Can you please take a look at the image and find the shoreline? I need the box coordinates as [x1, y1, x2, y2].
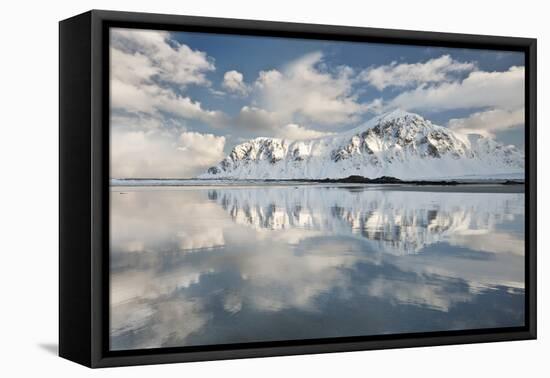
[111, 174, 525, 187]
[110, 176, 525, 194]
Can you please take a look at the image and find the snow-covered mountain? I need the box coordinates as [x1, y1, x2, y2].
[202, 109, 524, 180]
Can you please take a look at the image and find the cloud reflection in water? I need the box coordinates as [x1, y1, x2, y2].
[110, 185, 524, 350]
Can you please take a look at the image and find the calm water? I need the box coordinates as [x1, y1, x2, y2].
[109, 184, 525, 351]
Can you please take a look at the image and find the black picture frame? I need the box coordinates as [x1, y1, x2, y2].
[59, 9, 537, 368]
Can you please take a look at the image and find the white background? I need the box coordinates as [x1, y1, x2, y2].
[0, 0, 546, 376]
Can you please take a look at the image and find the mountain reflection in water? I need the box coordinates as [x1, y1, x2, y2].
[110, 185, 525, 351]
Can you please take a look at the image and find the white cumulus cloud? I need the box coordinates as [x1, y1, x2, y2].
[387, 66, 524, 112]
[110, 28, 226, 127]
[111, 127, 225, 178]
[234, 106, 331, 139]
[363, 61, 525, 141]
[253, 51, 366, 127]
[360, 55, 475, 90]
[110, 79, 226, 126]
[448, 108, 525, 137]
[222, 70, 250, 96]
[277, 124, 333, 140]
[111, 28, 214, 87]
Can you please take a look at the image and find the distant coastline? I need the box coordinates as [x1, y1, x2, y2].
[111, 175, 525, 188]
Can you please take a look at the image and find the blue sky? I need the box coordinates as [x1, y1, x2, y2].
[175, 32, 523, 117]
[109, 28, 525, 178]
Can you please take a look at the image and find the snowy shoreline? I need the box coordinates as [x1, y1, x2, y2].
[110, 177, 524, 193]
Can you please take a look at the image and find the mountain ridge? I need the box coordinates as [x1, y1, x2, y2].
[202, 110, 524, 180]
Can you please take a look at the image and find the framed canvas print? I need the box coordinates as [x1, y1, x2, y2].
[59, 10, 537, 368]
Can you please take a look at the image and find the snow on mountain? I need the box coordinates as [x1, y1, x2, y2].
[202, 109, 524, 180]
